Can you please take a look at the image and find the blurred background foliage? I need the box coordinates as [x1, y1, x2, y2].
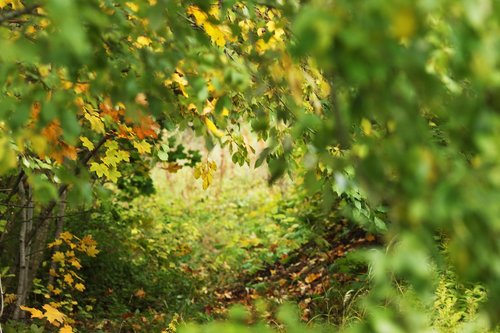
[0, 0, 499, 332]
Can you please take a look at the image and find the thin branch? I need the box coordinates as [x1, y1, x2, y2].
[0, 274, 4, 333]
[0, 4, 41, 24]
[27, 135, 109, 244]
[0, 170, 25, 213]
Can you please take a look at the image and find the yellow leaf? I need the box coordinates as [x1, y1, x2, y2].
[165, 72, 189, 97]
[59, 325, 73, 333]
[136, 36, 152, 48]
[391, 8, 416, 39]
[115, 150, 130, 162]
[20, 305, 44, 319]
[75, 283, 85, 292]
[85, 245, 100, 257]
[204, 23, 227, 47]
[63, 274, 74, 285]
[204, 117, 224, 137]
[361, 118, 372, 136]
[59, 231, 73, 242]
[52, 251, 65, 263]
[0, 0, 23, 10]
[133, 140, 152, 154]
[125, 2, 138, 12]
[42, 304, 65, 325]
[90, 162, 108, 178]
[83, 109, 105, 134]
[4, 293, 16, 304]
[69, 258, 82, 269]
[193, 167, 201, 179]
[79, 136, 94, 150]
[48, 239, 63, 248]
[187, 5, 208, 25]
[105, 167, 121, 183]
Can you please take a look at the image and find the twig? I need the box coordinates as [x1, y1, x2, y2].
[0, 274, 4, 333]
[26, 135, 109, 245]
[0, 4, 41, 24]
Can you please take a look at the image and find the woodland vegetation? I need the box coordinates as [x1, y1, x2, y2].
[0, 0, 499, 332]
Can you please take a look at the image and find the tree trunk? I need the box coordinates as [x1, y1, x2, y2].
[12, 182, 27, 320]
[48, 193, 66, 287]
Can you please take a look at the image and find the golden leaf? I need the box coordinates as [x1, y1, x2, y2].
[59, 231, 73, 242]
[20, 305, 44, 319]
[52, 251, 65, 263]
[63, 274, 74, 285]
[135, 288, 146, 298]
[133, 140, 152, 154]
[75, 283, 85, 292]
[59, 325, 73, 333]
[204, 117, 224, 137]
[90, 162, 108, 178]
[69, 258, 82, 269]
[80, 136, 94, 150]
[85, 245, 100, 257]
[42, 304, 65, 325]
[305, 272, 322, 284]
[136, 36, 152, 48]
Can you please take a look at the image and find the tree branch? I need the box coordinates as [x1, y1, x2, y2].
[27, 135, 109, 244]
[0, 4, 41, 24]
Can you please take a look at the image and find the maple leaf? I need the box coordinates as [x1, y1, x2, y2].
[48, 239, 63, 248]
[20, 305, 44, 319]
[80, 136, 94, 150]
[115, 150, 130, 162]
[63, 274, 74, 285]
[85, 245, 100, 257]
[42, 304, 65, 325]
[133, 140, 152, 154]
[59, 231, 73, 242]
[101, 154, 120, 167]
[204, 23, 227, 47]
[52, 251, 65, 263]
[59, 325, 73, 333]
[42, 121, 62, 143]
[81, 235, 97, 246]
[133, 116, 159, 139]
[90, 162, 108, 178]
[75, 283, 85, 292]
[69, 258, 82, 269]
[106, 167, 121, 183]
[305, 272, 322, 284]
[187, 5, 208, 25]
[84, 110, 105, 134]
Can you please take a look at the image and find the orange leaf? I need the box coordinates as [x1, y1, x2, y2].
[134, 288, 146, 298]
[304, 272, 322, 284]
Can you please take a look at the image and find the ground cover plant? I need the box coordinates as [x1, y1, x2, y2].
[0, 0, 499, 332]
